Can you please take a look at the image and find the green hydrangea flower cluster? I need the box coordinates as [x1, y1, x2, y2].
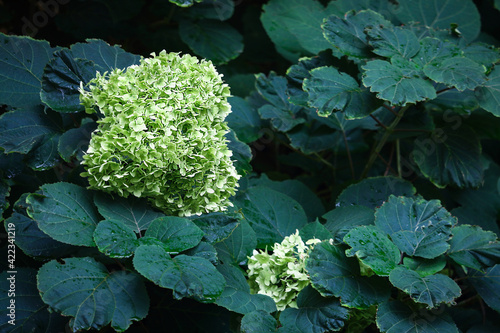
[79, 51, 240, 216]
[247, 230, 321, 311]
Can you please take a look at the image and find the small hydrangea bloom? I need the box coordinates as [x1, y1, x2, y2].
[79, 51, 240, 216]
[247, 230, 320, 311]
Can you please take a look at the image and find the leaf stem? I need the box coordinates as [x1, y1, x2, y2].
[383, 104, 398, 116]
[369, 114, 388, 130]
[361, 105, 411, 179]
[436, 87, 453, 94]
[341, 131, 355, 179]
[396, 139, 402, 178]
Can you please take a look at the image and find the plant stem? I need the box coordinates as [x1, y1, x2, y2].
[342, 130, 355, 179]
[396, 139, 402, 178]
[360, 105, 411, 179]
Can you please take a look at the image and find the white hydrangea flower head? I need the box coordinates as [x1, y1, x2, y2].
[79, 51, 240, 216]
[247, 230, 321, 311]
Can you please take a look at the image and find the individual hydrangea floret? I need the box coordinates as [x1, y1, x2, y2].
[247, 230, 321, 311]
[79, 51, 240, 216]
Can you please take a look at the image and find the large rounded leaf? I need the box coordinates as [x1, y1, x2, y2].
[389, 266, 461, 308]
[144, 216, 204, 253]
[468, 265, 500, 312]
[133, 244, 225, 302]
[93, 219, 140, 258]
[374, 195, 456, 258]
[37, 257, 149, 332]
[26, 182, 100, 247]
[306, 241, 391, 309]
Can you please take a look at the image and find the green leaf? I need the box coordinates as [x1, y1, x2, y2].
[184, 241, 218, 264]
[236, 186, 308, 248]
[323, 205, 375, 242]
[170, 0, 202, 7]
[0, 107, 62, 154]
[448, 225, 500, 271]
[184, 0, 234, 21]
[93, 219, 139, 258]
[476, 67, 500, 117]
[374, 195, 456, 258]
[389, 266, 461, 308]
[179, 19, 243, 64]
[322, 9, 391, 59]
[5, 212, 74, 258]
[423, 57, 486, 91]
[414, 37, 461, 68]
[260, 0, 336, 62]
[300, 220, 333, 242]
[225, 129, 252, 175]
[38, 258, 148, 332]
[58, 119, 97, 162]
[396, 0, 480, 42]
[376, 300, 459, 333]
[463, 43, 500, 69]
[215, 264, 276, 314]
[286, 122, 338, 154]
[133, 244, 225, 302]
[412, 126, 483, 188]
[403, 256, 447, 277]
[362, 55, 436, 105]
[214, 218, 257, 265]
[40, 49, 96, 113]
[258, 104, 305, 132]
[256, 72, 301, 113]
[94, 192, 163, 233]
[336, 176, 416, 209]
[468, 265, 500, 312]
[70, 39, 141, 73]
[366, 25, 420, 58]
[144, 216, 204, 253]
[25, 133, 61, 171]
[226, 96, 262, 143]
[26, 182, 100, 247]
[278, 286, 349, 332]
[0, 179, 9, 222]
[306, 241, 391, 309]
[303, 66, 376, 118]
[0, 33, 56, 107]
[344, 225, 400, 276]
[0, 268, 66, 332]
[241, 310, 277, 333]
[190, 212, 240, 243]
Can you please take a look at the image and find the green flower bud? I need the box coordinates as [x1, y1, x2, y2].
[79, 51, 240, 216]
[247, 230, 320, 311]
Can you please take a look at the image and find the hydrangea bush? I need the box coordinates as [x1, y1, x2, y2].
[247, 230, 321, 310]
[79, 51, 240, 216]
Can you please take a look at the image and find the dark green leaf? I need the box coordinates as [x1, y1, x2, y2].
[376, 300, 459, 333]
[0, 179, 9, 222]
[396, 0, 480, 42]
[389, 266, 461, 308]
[476, 66, 500, 117]
[366, 25, 420, 58]
[468, 265, 500, 312]
[286, 123, 338, 154]
[279, 286, 349, 332]
[236, 186, 308, 248]
[423, 57, 486, 91]
[241, 310, 277, 333]
[26, 182, 100, 247]
[448, 225, 500, 271]
[179, 19, 243, 64]
[344, 225, 400, 276]
[412, 126, 483, 188]
[37, 257, 149, 332]
[0, 268, 66, 333]
[0, 107, 61, 154]
[255, 72, 301, 113]
[5, 212, 74, 258]
[58, 118, 97, 162]
[94, 192, 163, 233]
[300, 221, 333, 242]
[70, 39, 141, 72]
[184, 241, 218, 264]
[190, 212, 240, 243]
[25, 133, 61, 171]
[214, 218, 257, 265]
[303, 66, 376, 118]
[403, 256, 447, 277]
[0, 33, 56, 107]
[225, 129, 252, 175]
[336, 176, 416, 209]
[40, 49, 96, 112]
[184, 0, 234, 21]
[375, 195, 456, 258]
[362, 56, 436, 105]
[226, 96, 262, 143]
[215, 264, 276, 314]
[133, 244, 225, 302]
[170, 0, 202, 7]
[322, 9, 391, 59]
[306, 241, 391, 309]
[93, 219, 139, 258]
[144, 216, 204, 253]
[414, 37, 461, 68]
[323, 205, 375, 242]
[463, 43, 500, 69]
[258, 104, 305, 132]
